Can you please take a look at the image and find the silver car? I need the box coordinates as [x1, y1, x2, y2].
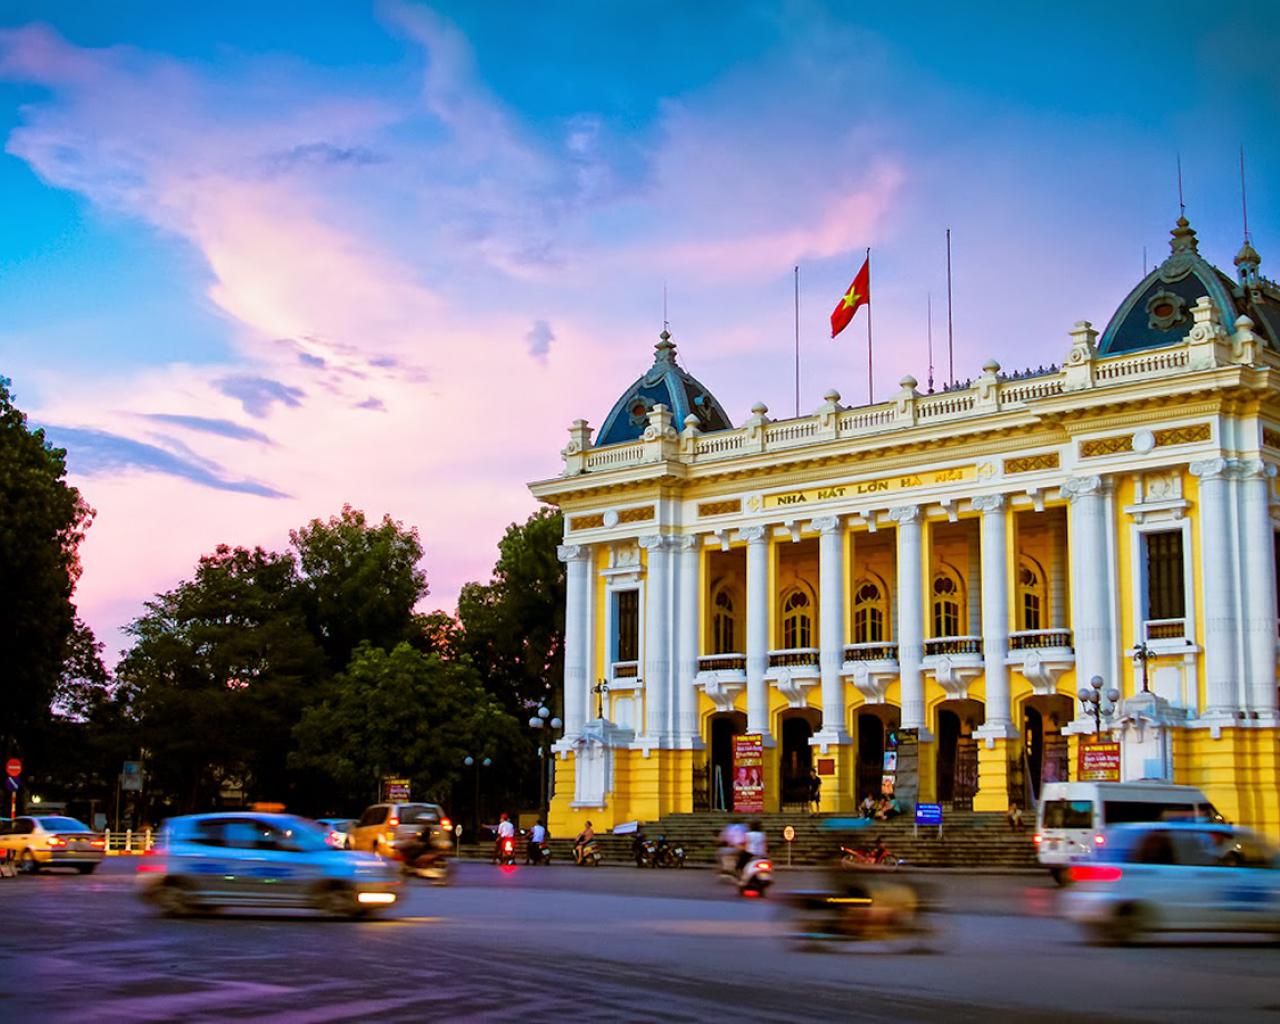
[137, 812, 401, 918]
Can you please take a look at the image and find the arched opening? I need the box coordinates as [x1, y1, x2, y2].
[710, 581, 741, 654]
[779, 709, 819, 809]
[1022, 694, 1072, 802]
[1018, 557, 1047, 631]
[855, 710, 896, 803]
[936, 700, 984, 808]
[931, 566, 964, 638]
[780, 586, 815, 649]
[852, 576, 889, 644]
[707, 712, 746, 811]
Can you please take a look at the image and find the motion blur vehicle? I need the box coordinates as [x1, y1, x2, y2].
[137, 812, 400, 918]
[738, 855, 772, 897]
[0, 816, 105, 874]
[1062, 822, 1280, 944]
[1035, 781, 1218, 883]
[351, 803, 452, 861]
[314, 818, 357, 849]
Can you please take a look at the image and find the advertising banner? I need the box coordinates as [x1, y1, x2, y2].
[383, 777, 412, 802]
[732, 734, 764, 814]
[1078, 742, 1121, 782]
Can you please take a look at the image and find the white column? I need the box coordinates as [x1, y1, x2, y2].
[639, 534, 671, 741]
[1240, 460, 1278, 722]
[1190, 459, 1240, 718]
[1050, 514, 1067, 629]
[558, 544, 592, 739]
[889, 505, 925, 730]
[974, 494, 1014, 734]
[813, 515, 850, 743]
[1063, 476, 1115, 700]
[743, 525, 771, 737]
[675, 534, 702, 743]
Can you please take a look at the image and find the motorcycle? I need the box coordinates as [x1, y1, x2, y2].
[839, 844, 902, 869]
[525, 833, 552, 865]
[717, 845, 741, 879]
[783, 869, 932, 949]
[738, 855, 773, 897]
[399, 831, 451, 885]
[655, 837, 685, 869]
[573, 839, 602, 866]
[496, 835, 518, 866]
[633, 833, 657, 868]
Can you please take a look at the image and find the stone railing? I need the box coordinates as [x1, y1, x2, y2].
[1143, 618, 1187, 642]
[924, 635, 983, 657]
[697, 654, 746, 672]
[1009, 629, 1074, 651]
[767, 647, 820, 668]
[563, 311, 1253, 477]
[610, 660, 640, 679]
[843, 642, 899, 662]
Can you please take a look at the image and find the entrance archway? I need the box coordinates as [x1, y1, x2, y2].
[936, 700, 984, 808]
[779, 710, 819, 809]
[1022, 695, 1072, 801]
[707, 712, 746, 811]
[854, 707, 900, 803]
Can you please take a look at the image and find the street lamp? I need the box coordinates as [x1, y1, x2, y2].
[1131, 640, 1155, 694]
[592, 680, 610, 720]
[528, 705, 563, 822]
[1077, 674, 1121, 736]
[462, 755, 492, 840]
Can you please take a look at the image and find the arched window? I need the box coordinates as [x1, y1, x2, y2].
[853, 578, 887, 644]
[931, 569, 962, 638]
[781, 588, 813, 649]
[1019, 558, 1046, 631]
[712, 586, 739, 654]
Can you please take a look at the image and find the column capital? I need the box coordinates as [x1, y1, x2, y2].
[887, 504, 921, 525]
[738, 524, 769, 544]
[1189, 457, 1230, 480]
[637, 533, 670, 551]
[811, 515, 842, 535]
[557, 544, 588, 563]
[1061, 474, 1105, 502]
[971, 493, 1006, 514]
[671, 533, 700, 552]
[1237, 458, 1277, 481]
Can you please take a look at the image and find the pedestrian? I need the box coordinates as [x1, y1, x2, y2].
[807, 767, 822, 815]
[1007, 801, 1025, 832]
[859, 793, 876, 819]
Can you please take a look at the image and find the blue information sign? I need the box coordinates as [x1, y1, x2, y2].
[914, 802, 942, 826]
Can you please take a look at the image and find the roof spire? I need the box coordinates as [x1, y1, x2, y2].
[655, 327, 676, 364]
[1169, 215, 1198, 255]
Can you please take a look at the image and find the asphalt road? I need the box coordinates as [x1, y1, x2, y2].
[2, 860, 1278, 1022]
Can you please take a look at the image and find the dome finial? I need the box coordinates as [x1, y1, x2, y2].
[655, 328, 676, 364]
[1169, 215, 1198, 255]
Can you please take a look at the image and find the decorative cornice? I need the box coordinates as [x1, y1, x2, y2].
[568, 513, 605, 531]
[1153, 423, 1211, 447]
[618, 505, 655, 524]
[1079, 434, 1134, 458]
[697, 498, 742, 517]
[1003, 452, 1059, 475]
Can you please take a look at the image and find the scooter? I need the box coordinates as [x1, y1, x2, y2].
[655, 837, 686, 869]
[496, 835, 517, 866]
[633, 833, 657, 868]
[573, 839, 602, 866]
[526, 834, 552, 865]
[738, 855, 773, 897]
[717, 845, 740, 880]
[398, 832, 451, 885]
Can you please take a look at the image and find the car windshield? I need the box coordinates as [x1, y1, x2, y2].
[1042, 800, 1092, 829]
[35, 817, 91, 832]
[399, 805, 440, 824]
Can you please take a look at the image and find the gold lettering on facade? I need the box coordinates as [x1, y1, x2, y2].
[1079, 435, 1134, 458]
[1153, 423, 1211, 447]
[763, 465, 977, 509]
[1003, 452, 1060, 474]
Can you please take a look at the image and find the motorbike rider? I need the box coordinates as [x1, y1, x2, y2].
[526, 819, 548, 864]
[738, 820, 767, 876]
[494, 812, 516, 863]
[574, 820, 596, 864]
[718, 821, 747, 875]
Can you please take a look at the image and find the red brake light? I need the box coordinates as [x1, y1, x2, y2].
[503, 838, 514, 852]
[757, 860, 772, 871]
[1069, 864, 1122, 883]
[1032, 833, 1042, 844]
[387, 817, 399, 827]
[136, 857, 165, 874]
[48, 836, 66, 847]
[440, 818, 452, 830]
[1093, 833, 1106, 846]
[91, 838, 106, 848]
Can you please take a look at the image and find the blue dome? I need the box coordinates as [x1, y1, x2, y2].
[1099, 217, 1280, 354]
[596, 331, 733, 447]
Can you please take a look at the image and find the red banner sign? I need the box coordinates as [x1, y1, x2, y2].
[732, 733, 764, 814]
[1078, 742, 1121, 782]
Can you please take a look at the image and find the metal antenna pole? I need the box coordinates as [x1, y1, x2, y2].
[1177, 154, 1185, 217]
[946, 229, 955, 387]
[1240, 145, 1250, 243]
[927, 292, 935, 394]
[794, 265, 800, 418]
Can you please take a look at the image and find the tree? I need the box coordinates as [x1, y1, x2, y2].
[456, 508, 565, 714]
[116, 545, 326, 811]
[291, 642, 521, 812]
[0, 377, 94, 756]
[290, 505, 428, 672]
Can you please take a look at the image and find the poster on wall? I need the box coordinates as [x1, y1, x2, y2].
[1078, 742, 1121, 782]
[732, 733, 764, 814]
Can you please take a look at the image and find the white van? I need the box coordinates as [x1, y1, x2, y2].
[1035, 781, 1221, 882]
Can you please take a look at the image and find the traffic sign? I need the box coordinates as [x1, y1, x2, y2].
[4, 777, 18, 792]
[782, 825, 796, 842]
[5, 758, 20, 778]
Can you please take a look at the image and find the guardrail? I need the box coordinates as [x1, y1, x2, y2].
[103, 829, 154, 855]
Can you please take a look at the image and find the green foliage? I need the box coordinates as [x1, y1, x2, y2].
[457, 508, 565, 712]
[116, 545, 327, 810]
[290, 505, 428, 672]
[291, 642, 521, 808]
[0, 377, 94, 753]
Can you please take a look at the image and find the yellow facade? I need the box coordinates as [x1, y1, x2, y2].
[535, 218, 1280, 839]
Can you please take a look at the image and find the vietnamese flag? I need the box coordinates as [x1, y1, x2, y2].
[830, 256, 870, 338]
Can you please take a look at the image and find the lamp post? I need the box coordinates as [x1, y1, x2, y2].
[1077, 674, 1121, 737]
[592, 680, 610, 721]
[1131, 640, 1154, 694]
[462, 755, 492, 840]
[528, 705, 563, 822]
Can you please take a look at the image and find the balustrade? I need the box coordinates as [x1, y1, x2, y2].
[1009, 629, 1073, 651]
[842, 642, 899, 662]
[697, 654, 746, 672]
[767, 648, 820, 668]
[923, 635, 983, 657]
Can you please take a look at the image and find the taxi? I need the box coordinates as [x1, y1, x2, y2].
[137, 812, 400, 918]
[0, 815, 106, 874]
[1061, 822, 1280, 944]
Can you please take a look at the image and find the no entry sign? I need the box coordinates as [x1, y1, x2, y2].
[5, 758, 20, 778]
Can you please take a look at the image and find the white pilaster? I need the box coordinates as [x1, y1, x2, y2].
[889, 505, 926, 730]
[639, 534, 671, 742]
[1063, 475, 1115, 696]
[1239, 460, 1278, 722]
[558, 544, 592, 740]
[813, 515, 851, 743]
[742, 525, 772, 738]
[674, 534, 704, 743]
[974, 494, 1015, 737]
[1190, 459, 1240, 718]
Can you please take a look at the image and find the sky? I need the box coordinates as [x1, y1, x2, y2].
[1, 1, 1276, 664]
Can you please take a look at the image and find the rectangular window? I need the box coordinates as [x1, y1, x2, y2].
[615, 590, 639, 662]
[1145, 530, 1185, 621]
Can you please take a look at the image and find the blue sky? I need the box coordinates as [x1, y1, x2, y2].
[1, 1, 1275, 656]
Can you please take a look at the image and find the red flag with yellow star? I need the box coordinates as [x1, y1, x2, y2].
[830, 256, 870, 338]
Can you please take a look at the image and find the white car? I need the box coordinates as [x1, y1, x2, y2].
[137, 812, 401, 917]
[1061, 822, 1280, 943]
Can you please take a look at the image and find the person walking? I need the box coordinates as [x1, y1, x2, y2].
[807, 768, 822, 815]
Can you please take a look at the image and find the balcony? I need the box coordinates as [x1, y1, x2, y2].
[608, 660, 642, 690]
[843, 642, 899, 662]
[1143, 618, 1188, 643]
[1007, 630, 1075, 696]
[841, 643, 899, 705]
[1009, 629, 1073, 651]
[765, 648, 819, 708]
[697, 654, 746, 672]
[923, 636, 983, 701]
[923, 635, 983, 657]
[695, 652, 746, 713]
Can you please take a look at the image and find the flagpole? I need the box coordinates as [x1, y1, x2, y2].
[865, 247, 873, 404]
[927, 292, 934, 395]
[945, 228, 955, 388]
[794, 265, 800, 418]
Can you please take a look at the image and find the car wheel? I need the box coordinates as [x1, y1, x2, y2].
[1105, 903, 1151, 945]
[313, 883, 361, 919]
[1050, 868, 1069, 887]
[18, 849, 39, 875]
[76, 864, 98, 875]
[154, 879, 198, 917]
